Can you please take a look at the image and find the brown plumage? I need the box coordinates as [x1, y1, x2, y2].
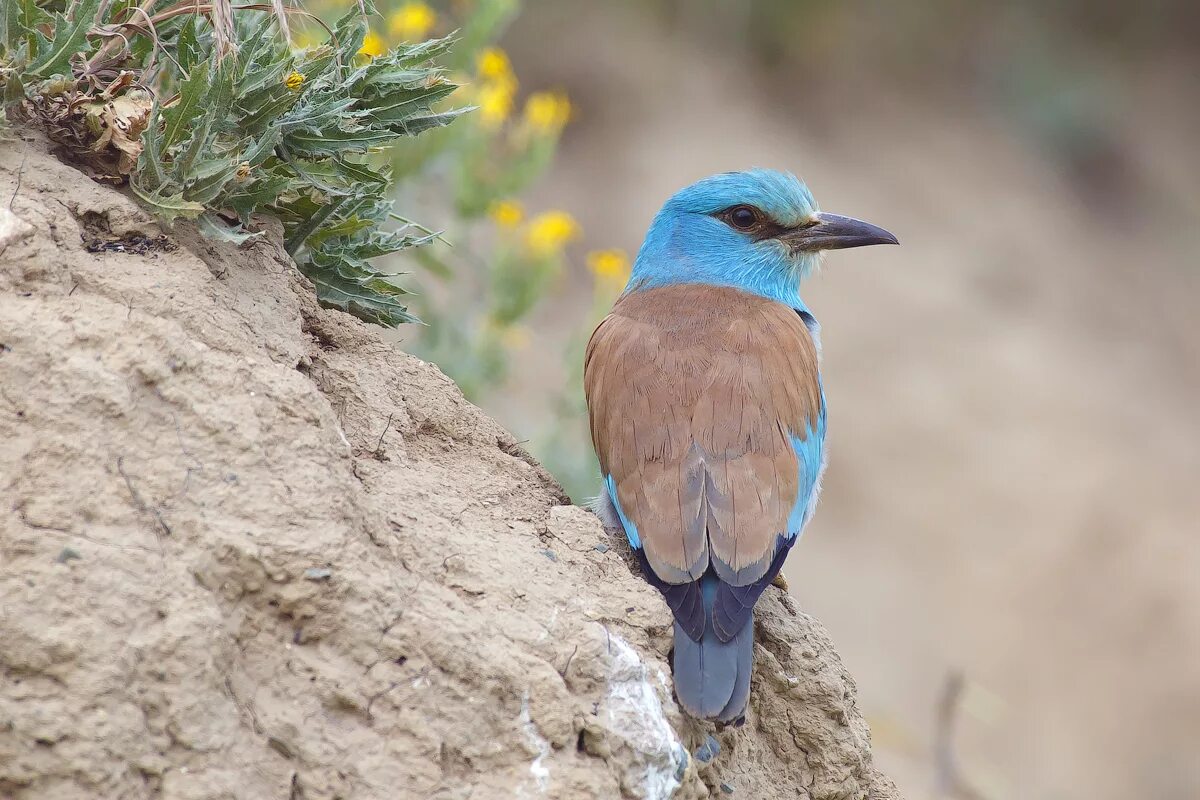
[583, 283, 823, 589]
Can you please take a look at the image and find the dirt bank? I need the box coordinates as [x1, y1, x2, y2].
[0, 137, 898, 799]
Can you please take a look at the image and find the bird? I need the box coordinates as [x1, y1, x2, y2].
[584, 169, 897, 724]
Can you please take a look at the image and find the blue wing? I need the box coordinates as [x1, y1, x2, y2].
[785, 392, 828, 538]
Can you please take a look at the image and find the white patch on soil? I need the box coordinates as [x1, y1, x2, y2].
[519, 692, 551, 794]
[602, 632, 683, 800]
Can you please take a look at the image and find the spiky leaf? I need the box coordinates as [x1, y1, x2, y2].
[26, 0, 101, 78]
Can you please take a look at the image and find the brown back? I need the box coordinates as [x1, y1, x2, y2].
[584, 283, 823, 586]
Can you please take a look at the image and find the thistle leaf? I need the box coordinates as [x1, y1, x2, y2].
[398, 108, 471, 136]
[0, 0, 20, 56]
[221, 172, 291, 217]
[285, 126, 399, 156]
[136, 106, 170, 192]
[26, 0, 101, 78]
[177, 15, 202, 73]
[129, 181, 206, 221]
[302, 260, 419, 326]
[184, 158, 238, 205]
[161, 59, 210, 152]
[198, 212, 264, 245]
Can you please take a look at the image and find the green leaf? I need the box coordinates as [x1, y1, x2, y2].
[392, 34, 456, 66]
[334, 158, 390, 189]
[222, 172, 291, 217]
[198, 212, 265, 245]
[184, 158, 238, 205]
[234, 13, 278, 71]
[177, 15, 202, 73]
[396, 108, 471, 136]
[130, 181, 206, 222]
[27, 0, 102, 78]
[283, 193, 348, 254]
[236, 87, 300, 135]
[161, 59, 210, 151]
[173, 59, 235, 178]
[363, 84, 458, 125]
[0, 0, 20, 56]
[9, 0, 49, 62]
[135, 106, 170, 192]
[299, 255, 419, 326]
[285, 126, 399, 156]
[235, 52, 292, 100]
[329, 6, 370, 62]
[275, 95, 359, 134]
[305, 215, 374, 248]
[292, 46, 335, 83]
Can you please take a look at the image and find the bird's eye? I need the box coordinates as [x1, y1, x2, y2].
[728, 206, 759, 230]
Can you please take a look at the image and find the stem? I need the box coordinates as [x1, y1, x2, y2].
[388, 212, 450, 245]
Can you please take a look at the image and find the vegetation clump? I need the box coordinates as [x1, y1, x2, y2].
[1, 0, 465, 325]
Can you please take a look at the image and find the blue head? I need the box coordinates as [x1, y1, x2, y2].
[628, 169, 897, 308]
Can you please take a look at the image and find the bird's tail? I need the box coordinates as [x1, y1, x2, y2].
[671, 575, 754, 724]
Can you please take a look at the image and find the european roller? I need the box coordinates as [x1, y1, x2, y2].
[584, 169, 897, 724]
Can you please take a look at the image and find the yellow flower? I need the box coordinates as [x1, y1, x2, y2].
[488, 199, 524, 228]
[284, 71, 305, 91]
[476, 47, 513, 82]
[471, 47, 518, 129]
[359, 29, 386, 58]
[524, 210, 580, 256]
[523, 91, 571, 134]
[389, 2, 436, 41]
[477, 81, 515, 128]
[587, 249, 631, 294]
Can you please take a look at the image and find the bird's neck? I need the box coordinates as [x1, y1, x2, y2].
[628, 214, 819, 312]
[629, 254, 817, 313]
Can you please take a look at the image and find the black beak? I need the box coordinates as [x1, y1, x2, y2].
[784, 212, 899, 252]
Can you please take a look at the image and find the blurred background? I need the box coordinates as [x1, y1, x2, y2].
[310, 1, 1200, 797]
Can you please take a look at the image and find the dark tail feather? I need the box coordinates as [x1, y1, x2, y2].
[672, 590, 754, 723]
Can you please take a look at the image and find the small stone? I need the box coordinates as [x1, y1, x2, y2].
[541, 549, 558, 562]
[304, 567, 333, 581]
[593, 542, 609, 553]
[55, 547, 82, 564]
[720, 782, 735, 794]
[694, 734, 720, 764]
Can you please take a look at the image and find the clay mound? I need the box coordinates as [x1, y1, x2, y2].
[0, 138, 899, 800]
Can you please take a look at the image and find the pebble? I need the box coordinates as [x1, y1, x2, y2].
[694, 734, 720, 764]
[55, 547, 82, 564]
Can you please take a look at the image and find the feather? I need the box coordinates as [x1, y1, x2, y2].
[584, 284, 822, 593]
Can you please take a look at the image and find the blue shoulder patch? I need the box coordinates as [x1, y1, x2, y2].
[785, 401, 827, 537]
